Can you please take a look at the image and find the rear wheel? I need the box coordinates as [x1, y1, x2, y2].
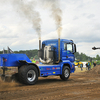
[60, 66, 70, 81]
[18, 65, 38, 85]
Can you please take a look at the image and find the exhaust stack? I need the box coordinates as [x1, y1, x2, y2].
[39, 39, 41, 50]
[58, 38, 60, 61]
[56, 38, 60, 63]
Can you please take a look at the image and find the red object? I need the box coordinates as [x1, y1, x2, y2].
[3, 58, 7, 62]
[46, 68, 50, 70]
[36, 61, 39, 64]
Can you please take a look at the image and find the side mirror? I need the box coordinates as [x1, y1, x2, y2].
[74, 44, 76, 53]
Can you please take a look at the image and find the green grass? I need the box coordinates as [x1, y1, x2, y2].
[75, 67, 87, 73]
[0, 67, 18, 75]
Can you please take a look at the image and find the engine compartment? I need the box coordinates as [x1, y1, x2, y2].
[38, 45, 55, 64]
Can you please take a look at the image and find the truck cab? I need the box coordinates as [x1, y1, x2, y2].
[38, 39, 76, 77]
[38, 39, 76, 64]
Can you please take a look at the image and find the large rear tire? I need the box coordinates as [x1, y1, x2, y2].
[18, 65, 38, 85]
[60, 66, 70, 81]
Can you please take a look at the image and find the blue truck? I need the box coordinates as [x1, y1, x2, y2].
[0, 38, 76, 85]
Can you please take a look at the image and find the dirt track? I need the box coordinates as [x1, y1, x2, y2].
[0, 68, 100, 100]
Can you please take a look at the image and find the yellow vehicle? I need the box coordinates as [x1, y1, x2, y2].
[74, 60, 83, 68]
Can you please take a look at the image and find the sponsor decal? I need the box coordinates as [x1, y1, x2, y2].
[44, 73, 46, 75]
[55, 67, 60, 69]
[47, 43, 56, 46]
[40, 68, 43, 70]
[52, 67, 54, 70]
[40, 68, 45, 71]
[67, 51, 69, 54]
[53, 72, 56, 74]
[68, 56, 74, 60]
[52, 67, 60, 70]
[46, 68, 50, 70]
[48, 73, 51, 75]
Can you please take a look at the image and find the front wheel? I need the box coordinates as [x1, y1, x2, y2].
[60, 66, 70, 81]
[18, 65, 38, 85]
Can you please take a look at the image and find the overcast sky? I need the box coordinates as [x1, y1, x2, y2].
[0, 0, 100, 57]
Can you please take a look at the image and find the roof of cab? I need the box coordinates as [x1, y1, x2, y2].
[42, 39, 74, 43]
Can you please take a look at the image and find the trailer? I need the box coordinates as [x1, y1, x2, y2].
[0, 38, 76, 85]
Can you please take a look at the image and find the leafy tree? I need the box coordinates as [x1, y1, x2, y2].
[34, 55, 38, 59]
[96, 54, 100, 60]
[75, 52, 92, 61]
[0, 49, 100, 61]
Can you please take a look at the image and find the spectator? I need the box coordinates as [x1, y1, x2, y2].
[87, 61, 91, 70]
[32, 58, 36, 64]
[93, 62, 96, 67]
[86, 63, 88, 70]
[80, 63, 83, 71]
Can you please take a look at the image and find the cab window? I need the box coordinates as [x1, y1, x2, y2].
[64, 43, 67, 50]
[64, 43, 73, 52]
[67, 43, 73, 52]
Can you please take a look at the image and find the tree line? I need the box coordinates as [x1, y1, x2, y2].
[0, 49, 99, 61]
[75, 52, 100, 62]
[0, 49, 38, 59]
[74, 52, 92, 61]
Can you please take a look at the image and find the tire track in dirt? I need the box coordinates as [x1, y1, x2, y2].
[0, 65, 100, 100]
[0, 73, 100, 100]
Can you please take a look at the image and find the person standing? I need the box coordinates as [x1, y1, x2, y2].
[86, 63, 88, 70]
[80, 63, 83, 71]
[32, 58, 36, 64]
[93, 62, 96, 67]
[87, 61, 91, 70]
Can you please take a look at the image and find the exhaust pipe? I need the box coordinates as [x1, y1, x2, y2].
[38, 39, 41, 59]
[39, 39, 41, 50]
[58, 38, 60, 61]
[56, 38, 60, 63]
[38, 39, 52, 64]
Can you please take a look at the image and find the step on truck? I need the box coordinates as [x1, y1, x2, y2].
[0, 38, 76, 85]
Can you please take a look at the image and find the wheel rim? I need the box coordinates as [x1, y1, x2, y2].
[64, 69, 69, 78]
[27, 70, 36, 82]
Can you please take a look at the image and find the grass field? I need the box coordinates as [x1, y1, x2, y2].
[75, 64, 94, 73]
[75, 67, 87, 73]
[0, 67, 18, 75]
